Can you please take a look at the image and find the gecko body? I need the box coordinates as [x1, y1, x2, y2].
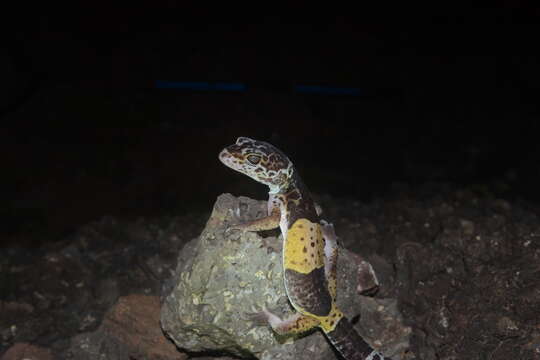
[219, 137, 388, 360]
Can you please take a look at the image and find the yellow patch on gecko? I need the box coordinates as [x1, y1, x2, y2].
[316, 304, 344, 333]
[292, 301, 344, 333]
[283, 219, 325, 274]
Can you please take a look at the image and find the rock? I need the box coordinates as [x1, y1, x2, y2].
[161, 194, 410, 359]
[0, 343, 53, 360]
[68, 295, 183, 360]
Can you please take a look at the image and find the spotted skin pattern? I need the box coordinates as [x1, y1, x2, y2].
[284, 219, 324, 274]
[220, 137, 389, 360]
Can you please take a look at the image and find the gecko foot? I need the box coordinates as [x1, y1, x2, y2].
[242, 306, 274, 328]
[244, 311, 270, 326]
[225, 224, 246, 234]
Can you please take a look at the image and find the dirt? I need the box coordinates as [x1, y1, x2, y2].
[1, 185, 539, 359]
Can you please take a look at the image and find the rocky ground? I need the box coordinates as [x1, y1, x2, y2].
[1, 185, 540, 359]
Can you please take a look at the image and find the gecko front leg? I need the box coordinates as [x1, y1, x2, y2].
[228, 207, 280, 232]
[228, 194, 283, 232]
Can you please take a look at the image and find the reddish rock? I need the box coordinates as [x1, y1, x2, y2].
[1, 343, 53, 360]
[102, 295, 185, 360]
[69, 294, 186, 359]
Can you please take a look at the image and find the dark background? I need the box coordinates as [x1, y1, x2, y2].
[3, 4, 540, 246]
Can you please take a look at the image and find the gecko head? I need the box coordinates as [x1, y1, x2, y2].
[219, 137, 294, 192]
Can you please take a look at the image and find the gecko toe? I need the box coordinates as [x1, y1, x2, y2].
[243, 310, 270, 327]
[225, 224, 246, 233]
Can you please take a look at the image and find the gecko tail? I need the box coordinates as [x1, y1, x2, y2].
[324, 317, 390, 360]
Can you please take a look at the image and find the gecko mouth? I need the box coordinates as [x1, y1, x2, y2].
[219, 149, 241, 171]
[219, 149, 232, 164]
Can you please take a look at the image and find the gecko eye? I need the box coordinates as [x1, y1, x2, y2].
[246, 154, 261, 165]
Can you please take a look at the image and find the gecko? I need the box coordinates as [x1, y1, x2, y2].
[219, 137, 389, 360]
